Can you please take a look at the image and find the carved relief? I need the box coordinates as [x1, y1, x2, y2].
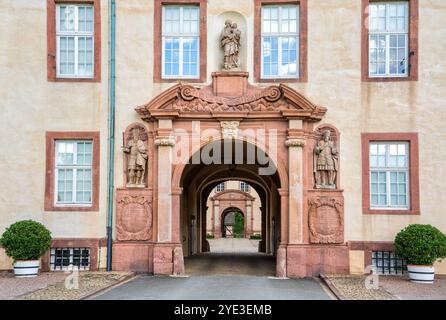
[313, 127, 339, 189]
[174, 84, 284, 112]
[116, 192, 152, 241]
[220, 121, 239, 139]
[308, 197, 344, 244]
[123, 125, 148, 188]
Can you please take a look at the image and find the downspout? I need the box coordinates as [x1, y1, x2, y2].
[106, 0, 116, 272]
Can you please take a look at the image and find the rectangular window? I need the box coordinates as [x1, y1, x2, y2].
[216, 183, 225, 193]
[55, 140, 93, 206]
[372, 251, 407, 275]
[162, 5, 200, 79]
[240, 182, 250, 192]
[261, 4, 299, 79]
[368, 2, 409, 77]
[50, 248, 90, 271]
[369, 142, 409, 209]
[362, 133, 419, 215]
[56, 4, 94, 78]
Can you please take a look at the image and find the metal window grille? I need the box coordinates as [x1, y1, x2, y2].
[372, 251, 407, 275]
[50, 247, 90, 271]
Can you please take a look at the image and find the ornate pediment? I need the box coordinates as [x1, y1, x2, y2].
[136, 72, 327, 121]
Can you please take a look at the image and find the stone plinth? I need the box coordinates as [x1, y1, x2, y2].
[112, 242, 154, 273]
[286, 244, 349, 277]
[211, 72, 249, 97]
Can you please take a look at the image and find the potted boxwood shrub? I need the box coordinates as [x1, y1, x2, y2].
[0, 220, 52, 277]
[395, 224, 446, 284]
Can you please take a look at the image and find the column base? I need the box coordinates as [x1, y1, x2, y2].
[153, 243, 185, 276]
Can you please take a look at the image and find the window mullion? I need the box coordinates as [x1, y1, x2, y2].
[386, 34, 390, 75]
[179, 38, 183, 77]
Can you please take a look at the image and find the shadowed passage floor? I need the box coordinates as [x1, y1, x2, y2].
[184, 238, 275, 276]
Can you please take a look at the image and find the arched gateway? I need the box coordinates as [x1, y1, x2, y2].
[112, 72, 348, 278]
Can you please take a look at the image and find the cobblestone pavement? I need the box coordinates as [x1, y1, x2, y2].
[323, 275, 397, 300]
[379, 275, 446, 300]
[0, 271, 132, 300]
[0, 271, 67, 300]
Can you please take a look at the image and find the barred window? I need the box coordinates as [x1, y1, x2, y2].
[50, 248, 90, 271]
[372, 251, 407, 275]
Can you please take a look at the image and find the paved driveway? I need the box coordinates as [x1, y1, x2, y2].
[94, 275, 333, 300]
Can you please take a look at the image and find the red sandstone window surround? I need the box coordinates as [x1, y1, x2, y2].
[153, 0, 207, 83]
[361, 0, 418, 82]
[253, 0, 307, 83]
[45, 132, 100, 211]
[47, 0, 101, 82]
[361, 133, 419, 215]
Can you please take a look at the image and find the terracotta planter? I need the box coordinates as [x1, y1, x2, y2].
[407, 265, 435, 284]
[13, 260, 40, 278]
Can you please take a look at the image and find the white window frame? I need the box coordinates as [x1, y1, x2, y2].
[216, 183, 225, 193]
[368, 1, 409, 78]
[54, 140, 93, 207]
[161, 5, 200, 79]
[369, 141, 410, 210]
[261, 4, 300, 79]
[240, 182, 250, 192]
[56, 4, 94, 78]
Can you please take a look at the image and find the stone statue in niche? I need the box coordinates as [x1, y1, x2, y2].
[221, 20, 241, 71]
[123, 127, 148, 187]
[314, 130, 338, 189]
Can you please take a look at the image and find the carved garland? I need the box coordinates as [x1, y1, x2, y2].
[308, 197, 344, 244]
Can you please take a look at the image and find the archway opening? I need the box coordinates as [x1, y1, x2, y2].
[177, 139, 284, 276]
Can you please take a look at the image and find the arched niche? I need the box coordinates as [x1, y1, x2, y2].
[210, 11, 248, 72]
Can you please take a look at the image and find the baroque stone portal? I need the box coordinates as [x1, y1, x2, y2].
[123, 126, 148, 187]
[221, 20, 241, 71]
[314, 130, 338, 189]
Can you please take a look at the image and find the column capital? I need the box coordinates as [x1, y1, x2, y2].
[285, 138, 306, 148]
[155, 136, 175, 147]
[277, 188, 289, 197]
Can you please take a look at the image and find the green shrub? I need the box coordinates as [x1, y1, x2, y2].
[0, 220, 52, 261]
[250, 234, 262, 240]
[206, 233, 215, 239]
[394, 224, 446, 266]
[233, 212, 244, 238]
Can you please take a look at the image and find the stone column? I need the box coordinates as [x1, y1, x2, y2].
[276, 188, 289, 278]
[213, 200, 221, 238]
[245, 199, 253, 238]
[285, 120, 306, 244]
[153, 119, 177, 275]
[155, 120, 175, 243]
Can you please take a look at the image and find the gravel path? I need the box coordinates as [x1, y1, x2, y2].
[323, 275, 397, 300]
[0, 271, 133, 300]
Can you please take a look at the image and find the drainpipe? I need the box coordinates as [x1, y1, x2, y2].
[106, 0, 116, 272]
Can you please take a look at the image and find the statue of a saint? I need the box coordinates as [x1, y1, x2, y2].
[221, 20, 241, 71]
[314, 130, 338, 189]
[123, 127, 148, 186]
